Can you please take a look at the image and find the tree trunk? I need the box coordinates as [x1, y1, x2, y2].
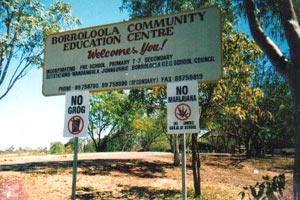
[244, 0, 300, 197]
[95, 145, 101, 152]
[222, 135, 230, 153]
[244, 138, 251, 159]
[173, 134, 180, 166]
[289, 68, 300, 200]
[252, 138, 263, 158]
[191, 133, 201, 197]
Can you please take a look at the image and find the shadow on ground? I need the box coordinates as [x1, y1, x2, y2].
[76, 185, 181, 200]
[201, 155, 292, 172]
[0, 158, 180, 199]
[0, 158, 175, 178]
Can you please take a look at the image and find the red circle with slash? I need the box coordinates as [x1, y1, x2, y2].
[174, 103, 191, 121]
[67, 115, 84, 135]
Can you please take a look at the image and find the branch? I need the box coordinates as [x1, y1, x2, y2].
[88, 121, 99, 149]
[0, 45, 42, 100]
[0, 57, 32, 101]
[0, 2, 24, 86]
[8, 52, 27, 87]
[0, 8, 13, 85]
[279, 0, 300, 67]
[0, 34, 16, 87]
[0, 7, 12, 70]
[244, 0, 289, 77]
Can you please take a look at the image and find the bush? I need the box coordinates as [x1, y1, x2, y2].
[240, 174, 285, 200]
[50, 142, 65, 154]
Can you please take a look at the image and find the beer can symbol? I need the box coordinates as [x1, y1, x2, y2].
[72, 117, 81, 132]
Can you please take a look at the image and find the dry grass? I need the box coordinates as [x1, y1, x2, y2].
[0, 152, 293, 199]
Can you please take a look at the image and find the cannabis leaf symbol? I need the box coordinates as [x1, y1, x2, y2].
[177, 106, 189, 118]
[175, 103, 191, 120]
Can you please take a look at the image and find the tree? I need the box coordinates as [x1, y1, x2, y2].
[128, 88, 180, 162]
[50, 141, 65, 154]
[242, 1, 300, 198]
[252, 60, 293, 155]
[65, 137, 85, 153]
[88, 91, 135, 152]
[6, 145, 15, 152]
[203, 27, 263, 158]
[0, 0, 80, 100]
[132, 110, 166, 151]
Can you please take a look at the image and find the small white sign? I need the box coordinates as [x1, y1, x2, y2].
[167, 81, 199, 134]
[64, 91, 90, 137]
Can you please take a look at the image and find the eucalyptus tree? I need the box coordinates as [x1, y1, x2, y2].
[208, 30, 264, 158]
[242, 1, 300, 198]
[252, 60, 293, 156]
[0, 0, 80, 100]
[88, 91, 134, 152]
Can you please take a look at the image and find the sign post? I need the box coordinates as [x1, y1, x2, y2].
[182, 133, 187, 200]
[71, 137, 78, 200]
[63, 91, 90, 199]
[167, 81, 200, 199]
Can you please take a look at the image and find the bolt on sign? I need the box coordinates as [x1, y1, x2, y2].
[43, 7, 222, 96]
[167, 81, 200, 134]
[64, 91, 90, 137]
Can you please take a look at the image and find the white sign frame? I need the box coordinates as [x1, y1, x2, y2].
[167, 81, 200, 134]
[43, 7, 222, 96]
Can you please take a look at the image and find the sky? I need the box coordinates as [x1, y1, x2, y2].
[0, 0, 129, 150]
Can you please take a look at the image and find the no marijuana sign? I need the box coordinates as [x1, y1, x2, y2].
[167, 81, 200, 134]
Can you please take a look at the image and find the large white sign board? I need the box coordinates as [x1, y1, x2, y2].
[43, 7, 222, 96]
[64, 91, 90, 137]
[167, 81, 199, 134]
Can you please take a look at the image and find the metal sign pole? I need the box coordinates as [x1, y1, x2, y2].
[71, 137, 79, 200]
[182, 133, 187, 200]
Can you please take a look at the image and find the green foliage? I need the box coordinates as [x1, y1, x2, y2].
[64, 138, 88, 153]
[50, 142, 65, 154]
[0, 0, 80, 100]
[252, 63, 293, 153]
[83, 139, 97, 153]
[148, 135, 170, 152]
[240, 174, 286, 200]
[132, 111, 166, 151]
[89, 91, 137, 151]
[88, 89, 170, 152]
[198, 2, 269, 157]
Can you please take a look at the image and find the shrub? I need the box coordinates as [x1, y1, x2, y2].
[240, 174, 285, 200]
[50, 142, 65, 154]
